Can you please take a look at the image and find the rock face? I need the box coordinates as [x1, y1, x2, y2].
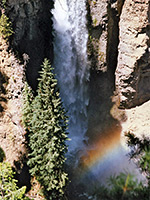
[0, 0, 150, 197]
[2, 0, 149, 154]
[116, 0, 150, 108]
[7, 0, 54, 90]
[88, 0, 150, 110]
[0, 36, 26, 166]
[87, 0, 122, 142]
[84, 0, 150, 187]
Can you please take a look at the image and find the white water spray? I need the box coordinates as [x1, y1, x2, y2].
[52, 0, 89, 152]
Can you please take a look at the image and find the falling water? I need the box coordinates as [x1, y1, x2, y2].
[51, 1, 146, 198]
[52, 0, 89, 152]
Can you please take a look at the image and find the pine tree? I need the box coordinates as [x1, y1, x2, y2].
[0, 162, 28, 199]
[22, 83, 34, 131]
[23, 59, 69, 200]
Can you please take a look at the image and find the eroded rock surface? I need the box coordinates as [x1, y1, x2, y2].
[0, 0, 150, 197]
[88, 0, 150, 109]
[0, 36, 26, 165]
[116, 0, 150, 108]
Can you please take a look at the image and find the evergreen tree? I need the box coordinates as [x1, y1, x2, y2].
[0, 162, 28, 200]
[22, 83, 34, 131]
[23, 59, 69, 200]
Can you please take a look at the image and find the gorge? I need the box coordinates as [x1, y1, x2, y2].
[0, 0, 150, 199]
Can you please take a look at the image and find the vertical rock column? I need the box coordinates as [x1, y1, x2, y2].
[87, 0, 123, 140]
[116, 0, 150, 108]
[87, 0, 108, 72]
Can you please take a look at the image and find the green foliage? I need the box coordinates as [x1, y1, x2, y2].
[108, 173, 144, 199]
[23, 59, 69, 200]
[0, 13, 13, 39]
[93, 18, 97, 26]
[92, 172, 150, 200]
[0, 162, 28, 199]
[22, 83, 34, 131]
[2, 0, 7, 5]
[91, 132, 150, 200]
[0, 0, 7, 9]
[126, 132, 150, 180]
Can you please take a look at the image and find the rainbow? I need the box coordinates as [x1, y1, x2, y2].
[80, 123, 122, 177]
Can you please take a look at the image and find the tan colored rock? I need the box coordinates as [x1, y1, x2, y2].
[0, 36, 26, 165]
[121, 100, 150, 148]
[116, 0, 150, 108]
[87, 0, 150, 183]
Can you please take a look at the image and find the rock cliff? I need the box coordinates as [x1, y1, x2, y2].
[88, 0, 150, 109]
[0, 0, 150, 197]
[116, 0, 150, 108]
[0, 0, 54, 161]
[7, 0, 54, 90]
[87, 0, 150, 132]
[1, 0, 149, 150]
[85, 0, 150, 184]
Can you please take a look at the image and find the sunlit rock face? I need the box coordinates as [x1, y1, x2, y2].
[88, 0, 150, 110]
[83, 0, 150, 191]
[116, 0, 150, 108]
[1, 0, 150, 198]
[7, 0, 54, 90]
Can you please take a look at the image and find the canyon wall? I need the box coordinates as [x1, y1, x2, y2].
[87, 0, 150, 136]
[7, 0, 54, 90]
[88, 0, 150, 109]
[1, 0, 149, 161]
[0, 0, 54, 161]
[84, 0, 150, 186]
[0, 0, 150, 197]
[87, 0, 123, 142]
[116, 0, 150, 108]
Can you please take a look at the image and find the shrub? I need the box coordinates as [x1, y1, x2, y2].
[0, 0, 7, 9]
[0, 162, 29, 199]
[0, 13, 13, 39]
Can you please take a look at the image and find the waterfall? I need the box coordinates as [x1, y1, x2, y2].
[52, 0, 89, 152]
